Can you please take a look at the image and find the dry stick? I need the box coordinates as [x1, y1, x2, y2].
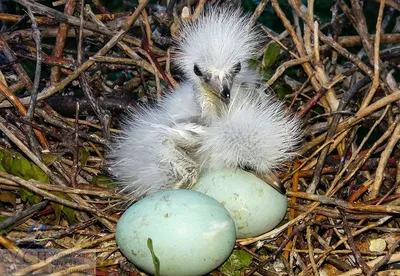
[260, 26, 299, 58]
[191, 0, 207, 21]
[50, 0, 76, 84]
[250, 0, 269, 26]
[371, 121, 400, 198]
[239, 202, 319, 245]
[25, 7, 44, 158]
[339, 33, 400, 47]
[367, 238, 400, 276]
[91, 0, 109, 14]
[286, 191, 400, 214]
[78, 3, 111, 140]
[0, 172, 108, 215]
[13, 233, 115, 276]
[361, 0, 386, 109]
[347, 0, 375, 60]
[306, 226, 318, 275]
[0, 12, 138, 24]
[71, 102, 80, 187]
[329, 104, 389, 196]
[266, 55, 313, 87]
[11, 0, 164, 53]
[0, 36, 33, 91]
[287, 0, 373, 79]
[0, 115, 64, 184]
[25, 8, 42, 122]
[0, 235, 40, 264]
[307, 76, 371, 194]
[338, 208, 371, 275]
[4, 0, 150, 108]
[0, 74, 49, 150]
[270, 0, 337, 113]
[0, 178, 122, 197]
[0, 200, 48, 230]
[245, 219, 314, 276]
[300, 90, 400, 155]
[337, 253, 400, 276]
[48, 259, 119, 276]
[139, 0, 152, 45]
[330, 117, 399, 196]
[284, 128, 351, 183]
[303, 0, 314, 56]
[284, 164, 300, 260]
[301, 216, 392, 275]
[83, 4, 174, 91]
[0, 116, 115, 229]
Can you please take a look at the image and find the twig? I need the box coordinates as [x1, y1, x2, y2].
[50, 0, 76, 84]
[307, 76, 371, 194]
[370, 119, 400, 198]
[13, 233, 115, 275]
[250, 0, 269, 26]
[71, 102, 80, 187]
[25, 7, 44, 157]
[338, 208, 371, 275]
[0, 200, 48, 230]
[4, 0, 150, 107]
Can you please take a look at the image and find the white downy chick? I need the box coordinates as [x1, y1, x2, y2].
[174, 7, 261, 123]
[109, 6, 300, 198]
[198, 85, 301, 175]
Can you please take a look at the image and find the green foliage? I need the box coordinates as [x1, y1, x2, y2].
[50, 191, 76, 225]
[0, 150, 49, 183]
[91, 175, 116, 188]
[275, 83, 293, 100]
[219, 249, 253, 276]
[262, 42, 281, 68]
[0, 149, 76, 224]
[147, 238, 161, 276]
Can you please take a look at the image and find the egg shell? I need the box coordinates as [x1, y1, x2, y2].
[192, 169, 287, 238]
[116, 189, 236, 276]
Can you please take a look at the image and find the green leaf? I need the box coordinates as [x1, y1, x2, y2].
[51, 202, 62, 225]
[0, 191, 16, 207]
[91, 175, 116, 189]
[147, 238, 160, 276]
[79, 147, 90, 167]
[262, 42, 280, 68]
[30, 165, 49, 183]
[2, 151, 13, 172]
[259, 68, 273, 81]
[0, 149, 49, 183]
[20, 188, 42, 205]
[248, 58, 260, 70]
[274, 83, 293, 100]
[51, 192, 76, 225]
[219, 250, 253, 276]
[42, 153, 58, 167]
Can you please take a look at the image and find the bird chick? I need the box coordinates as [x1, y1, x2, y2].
[174, 6, 261, 122]
[109, 6, 300, 198]
[198, 84, 301, 176]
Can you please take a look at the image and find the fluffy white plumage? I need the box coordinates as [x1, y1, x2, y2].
[197, 85, 300, 173]
[175, 7, 259, 87]
[108, 6, 301, 198]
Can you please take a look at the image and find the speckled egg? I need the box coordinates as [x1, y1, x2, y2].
[192, 168, 287, 238]
[116, 189, 236, 276]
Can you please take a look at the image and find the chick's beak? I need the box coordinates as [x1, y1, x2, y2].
[201, 77, 233, 105]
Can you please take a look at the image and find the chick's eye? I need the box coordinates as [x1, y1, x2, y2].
[233, 62, 241, 74]
[193, 64, 203, 76]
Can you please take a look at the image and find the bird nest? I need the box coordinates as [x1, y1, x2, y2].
[0, 0, 399, 275]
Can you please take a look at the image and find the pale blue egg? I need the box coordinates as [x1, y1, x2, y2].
[193, 169, 287, 238]
[116, 190, 236, 276]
